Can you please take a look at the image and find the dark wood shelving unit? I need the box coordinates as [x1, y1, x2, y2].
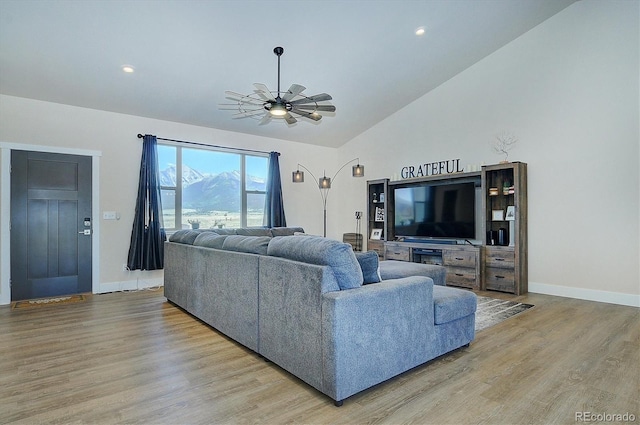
[481, 162, 528, 295]
[366, 178, 389, 257]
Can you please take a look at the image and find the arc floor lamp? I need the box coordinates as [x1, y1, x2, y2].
[292, 159, 364, 237]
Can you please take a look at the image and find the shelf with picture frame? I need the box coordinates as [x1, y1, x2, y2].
[366, 178, 389, 257]
[481, 162, 527, 295]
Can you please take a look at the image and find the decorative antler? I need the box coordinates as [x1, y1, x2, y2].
[492, 131, 518, 162]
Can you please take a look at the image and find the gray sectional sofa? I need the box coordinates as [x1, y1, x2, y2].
[164, 227, 477, 406]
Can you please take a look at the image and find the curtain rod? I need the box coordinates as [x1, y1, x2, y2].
[137, 134, 276, 156]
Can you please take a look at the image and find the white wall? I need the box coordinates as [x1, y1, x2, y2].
[0, 95, 335, 302]
[334, 0, 639, 306]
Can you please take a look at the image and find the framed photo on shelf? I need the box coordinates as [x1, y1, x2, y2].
[505, 206, 516, 221]
[492, 209, 505, 221]
[375, 207, 385, 222]
[370, 229, 382, 240]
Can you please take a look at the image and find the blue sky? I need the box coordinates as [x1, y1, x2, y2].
[157, 145, 267, 177]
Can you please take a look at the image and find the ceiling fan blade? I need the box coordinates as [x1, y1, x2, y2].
[219, 103, 263, 108]
[224, 92, 265, 106]
[225, 91, 258, 100]
[283, 113, 297, 124]
[233, 109, 267, 118]
[253, 83, 276, 101]
[259, 114, 272, 125]
[290, 93, 333, 104]
[290, 108, 322, 121]
[293, 104, 336, 112]
[282, 84, 306, 102]
[225, 90, 249, 99]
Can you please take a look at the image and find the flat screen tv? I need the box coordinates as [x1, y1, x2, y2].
[393, 182, 476, 240]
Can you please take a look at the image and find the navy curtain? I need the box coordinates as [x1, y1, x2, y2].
[127, 134, 166, 270]
[263, 151, 287, 228]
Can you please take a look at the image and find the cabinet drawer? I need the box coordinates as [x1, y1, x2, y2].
[485, 268, 516, 292]
[446, 266, 478, 289]
[485, 248, 515, 268]
[385, 245, 411, 261]
[367, 240, 385, 257]
[443, 250, 477, 268]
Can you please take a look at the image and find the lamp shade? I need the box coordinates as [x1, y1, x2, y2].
[319, 176, 331, 189]
[292, 170, 304, 183]
[352, 164, 364, 177]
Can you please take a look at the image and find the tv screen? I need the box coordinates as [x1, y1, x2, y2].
[393, 182, 476, 239]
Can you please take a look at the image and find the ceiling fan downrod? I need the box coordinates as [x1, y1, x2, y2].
[274, 46, 284, 99]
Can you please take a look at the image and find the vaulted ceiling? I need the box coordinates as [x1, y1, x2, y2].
[0, 0, 575, 147]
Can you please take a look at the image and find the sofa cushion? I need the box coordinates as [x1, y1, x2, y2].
[432, 285, 477, 325]
[355, 251, 381, 284]
[168, 229, 190, 242]
[267, 236, 363, 290]
[193, 232, 229, 249]
[235, 228, 273, 237]
[169, 229, 210, 245]
[210, 228, 237, 235]
[271, 227, 305, 236]
[222, 235, 271, 255]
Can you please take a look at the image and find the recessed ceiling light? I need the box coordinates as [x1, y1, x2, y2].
[415, 27, 426, 36]
[121, 65, 135, 73]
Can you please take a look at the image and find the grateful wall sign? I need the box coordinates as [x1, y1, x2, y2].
[400, 159, 463, 179]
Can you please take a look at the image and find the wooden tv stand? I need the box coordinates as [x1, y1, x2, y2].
[385, 241, 481, 291]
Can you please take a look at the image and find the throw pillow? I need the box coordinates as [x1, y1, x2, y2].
[355, 251, 382, 284]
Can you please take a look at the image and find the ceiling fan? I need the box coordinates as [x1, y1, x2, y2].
[221, 47, 335, 125]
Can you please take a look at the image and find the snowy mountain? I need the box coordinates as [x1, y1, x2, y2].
[160, 166, 266, 212]
[159, 164, 205, 187]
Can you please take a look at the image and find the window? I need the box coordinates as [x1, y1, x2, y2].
[157, 143, 268, 231]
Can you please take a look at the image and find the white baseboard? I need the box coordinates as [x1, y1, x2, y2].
[98, 277, 163, 294]
[529, 281, 640, 308]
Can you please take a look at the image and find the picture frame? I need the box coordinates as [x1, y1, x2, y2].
[379, 193, 385, 203]
[492, 209, 504, 221]
[375, 207, 385, 222]
[370, 229, 382, 240]
[505, 206, 516, 221]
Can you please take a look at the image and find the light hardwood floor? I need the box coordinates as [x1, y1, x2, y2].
[1, 288, 638, 424]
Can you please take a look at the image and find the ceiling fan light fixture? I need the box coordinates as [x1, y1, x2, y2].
[269, 103, 288, 117]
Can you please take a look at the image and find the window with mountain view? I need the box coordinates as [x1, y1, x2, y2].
[157, 144, 268, 231]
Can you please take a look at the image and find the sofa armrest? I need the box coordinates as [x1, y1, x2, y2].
[379, 260, 447, 286]
[321, 276, 434, 402]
